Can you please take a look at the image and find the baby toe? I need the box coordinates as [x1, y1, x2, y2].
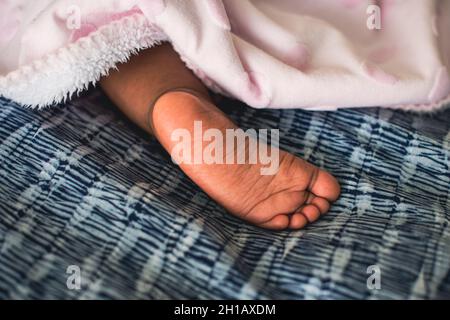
[299, 204, 321, 223]
[310, 169, 341, 203]
[309, 196, 331, 215]
[289, 213, 308, 229]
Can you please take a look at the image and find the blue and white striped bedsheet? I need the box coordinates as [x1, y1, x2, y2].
[0, 91, 449, 299]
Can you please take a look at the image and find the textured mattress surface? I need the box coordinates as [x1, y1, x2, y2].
[0, 91, 449, 299]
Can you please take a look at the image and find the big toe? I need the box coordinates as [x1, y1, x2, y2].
[309, 168, 341, 203]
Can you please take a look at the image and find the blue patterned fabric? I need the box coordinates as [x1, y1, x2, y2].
[0, 91, 449, 300]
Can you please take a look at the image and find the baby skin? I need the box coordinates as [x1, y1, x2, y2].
[100, 44, 340, 230]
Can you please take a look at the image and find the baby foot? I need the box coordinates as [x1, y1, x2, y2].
[152, 91, 340, 230]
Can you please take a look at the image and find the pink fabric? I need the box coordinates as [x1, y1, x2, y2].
[68, 7, 142, 42]
[0, 0, 449, 111]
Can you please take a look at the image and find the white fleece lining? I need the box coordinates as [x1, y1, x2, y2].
[0, 13, 168, 109]
[0, 12, 448, 112]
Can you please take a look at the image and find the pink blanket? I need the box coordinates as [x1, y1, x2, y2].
[0, 0, 449, 111]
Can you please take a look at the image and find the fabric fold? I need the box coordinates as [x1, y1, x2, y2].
[0, 0, 448, 111]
